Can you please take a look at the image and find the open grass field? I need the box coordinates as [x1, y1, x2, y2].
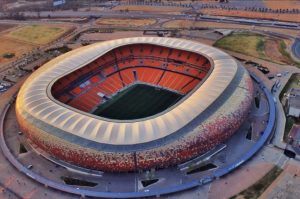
[96, 18, 156, 27]
[230, 166, 283, 199]
[162, 20, 300, 37]
[214, 32, 266, 59]
[112, 5, 188, 13]
[93, 84, 183, 120]
[4, 24, 73, 45]
[214, 32, 299, 66]
[201, 8, 300, 23]
[0, 24, 73, 65]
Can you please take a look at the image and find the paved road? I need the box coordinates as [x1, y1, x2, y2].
[292, 38, 300, 60]
[3, 10, 298, 30]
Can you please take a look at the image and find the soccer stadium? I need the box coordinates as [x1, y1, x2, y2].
[15, 37, 254, 173]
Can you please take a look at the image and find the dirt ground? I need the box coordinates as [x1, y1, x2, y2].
[0, 24, 73, 65]
[95, 18, 156, 27]
[79, 31, 145, 41]
[264, 39, 292, 65]
[40, 18, 88, 23]
[0, 24, 16, 33]
[0, 37, 34, 65]
[112, 5, 188, 14]
[208, 163, 274, 199]
[260, 160, 300, 199]
[201, 8, 300, 23]
[264, 0, 300, 10]
[163, 20, 300, 37]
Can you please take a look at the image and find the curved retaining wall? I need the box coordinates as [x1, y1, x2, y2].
[292, 38, 300, 60]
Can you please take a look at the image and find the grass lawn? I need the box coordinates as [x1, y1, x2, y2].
[214, 32, 266, 59]
[93, 84, 183, 120]
[5, 24, 72, 45]
[230, 166, 283, 199]
[214, 32, 300, 67]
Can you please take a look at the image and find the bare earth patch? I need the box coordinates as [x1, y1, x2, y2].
[0, 37, 34, 65]
[112, 5, 188, 14]
[201, 8, 300, 23]
[0, 24, 16, 33]
[260, 160, 300, 199]
[264, 0, 300, 10]
[208, 163, 274, 199]
[80, 31, 145, 41]
[96, 18, 156, 27]
[264, 39, 290, 65]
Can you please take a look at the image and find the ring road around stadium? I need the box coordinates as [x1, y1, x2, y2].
[16, 37, 254, 173]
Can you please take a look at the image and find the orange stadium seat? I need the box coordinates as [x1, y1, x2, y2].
[171, 74, 194, 92]
[168, 49, 180, 60]
[177, 51, 189, 62]
[71, 87, 82, 95]
[120, 69, 135, 85]
[90, 75, 101, 84]
[158, 71, 174, 88]
[181, 79, 200, 94]
[102, 66, 115, 76]
[58, 94, 71, 103]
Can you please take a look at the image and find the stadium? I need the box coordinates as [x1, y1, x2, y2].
[15, 37, 254, 172]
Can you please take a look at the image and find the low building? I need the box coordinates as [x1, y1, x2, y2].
[285, 88, 300, 118]
[289, 125, 300, 150]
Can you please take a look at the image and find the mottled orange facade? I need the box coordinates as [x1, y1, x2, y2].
[16, 38, 254, 172]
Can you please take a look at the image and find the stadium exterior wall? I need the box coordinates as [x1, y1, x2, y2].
[16, 67, 253, 172]
[16, 37, 254, 172]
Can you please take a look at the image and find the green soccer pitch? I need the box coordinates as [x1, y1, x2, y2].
[93, 84, 183, 120]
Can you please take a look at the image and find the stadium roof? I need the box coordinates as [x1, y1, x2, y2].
[17, 37, 238, 145]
